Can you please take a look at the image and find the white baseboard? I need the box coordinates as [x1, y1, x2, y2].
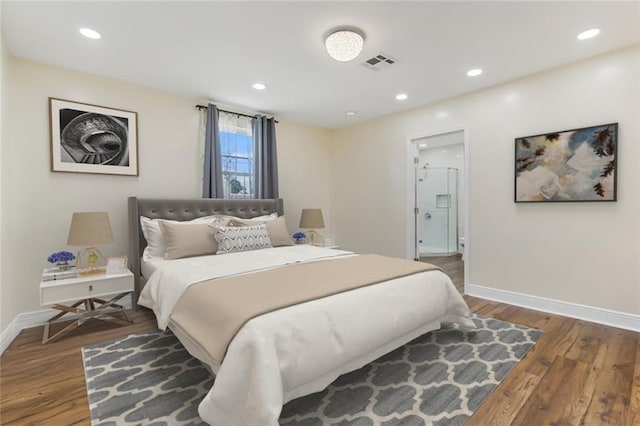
[0, 299, 133, 355]
[467, 284, 640, 332]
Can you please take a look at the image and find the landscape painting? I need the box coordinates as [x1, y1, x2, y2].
[515, 123, 618, 202]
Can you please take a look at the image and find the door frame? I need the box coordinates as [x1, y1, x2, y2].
[405, 126, 470, 293]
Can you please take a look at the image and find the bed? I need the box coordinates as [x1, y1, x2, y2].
[128, 197, 472, 426]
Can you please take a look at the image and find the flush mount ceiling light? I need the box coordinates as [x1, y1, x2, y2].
[466, 68, 483, 77]
[345, 111, 357, 116]
[577, 28, 600, 40]
[325, 29, 364, 62]
[79, 28, 101, 39]
[395, 93, 408, 101]
[252, 83, 266, 90]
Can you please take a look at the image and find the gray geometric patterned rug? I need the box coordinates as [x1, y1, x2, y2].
[82, 314, 542, 425]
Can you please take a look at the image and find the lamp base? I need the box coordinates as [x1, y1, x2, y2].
[77, 267, 107, 276]
[307, 230, 323, 246]
[76, 247, 107, 276]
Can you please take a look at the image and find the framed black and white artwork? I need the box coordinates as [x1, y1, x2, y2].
[49, 98, 139, 176]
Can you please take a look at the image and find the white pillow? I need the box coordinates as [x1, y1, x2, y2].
[252, 212, 278, 221]
[140, 215, 218, 260]
[210, 223, 272, 254]
[213, 212, 278, 222]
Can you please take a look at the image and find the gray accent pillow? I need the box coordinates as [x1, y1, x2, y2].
[211, 223, 273, 254]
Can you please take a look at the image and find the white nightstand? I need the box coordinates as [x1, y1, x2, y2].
[40, 270, 134, 343]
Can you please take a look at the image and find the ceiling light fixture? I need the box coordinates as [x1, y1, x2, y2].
[252, 83, 266, 90]
[577, 28, 600, 40]
[325, 29, 364, 62]
[345, 111, 357, 116]
[79, 28, 101, 39]
[419, 143, 428, 148]
[466, 68, 483, 77]
[395, 93, 408, 101]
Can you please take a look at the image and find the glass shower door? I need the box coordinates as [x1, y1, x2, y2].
[416, 167, 458, 256]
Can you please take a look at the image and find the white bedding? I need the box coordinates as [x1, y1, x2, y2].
[139, 245, 355, 329]
[138, 245, 472, 426]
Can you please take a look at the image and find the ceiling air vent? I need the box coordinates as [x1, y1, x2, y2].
[362, 53, 397, 71]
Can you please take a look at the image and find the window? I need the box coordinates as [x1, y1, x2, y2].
[219, 112, 254, 199]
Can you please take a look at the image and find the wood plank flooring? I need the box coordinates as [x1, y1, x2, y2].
[1, 297, 638, 425]
[421, 253, 464, 294]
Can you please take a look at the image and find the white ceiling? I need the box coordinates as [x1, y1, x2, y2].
[2, 1, 639, 129]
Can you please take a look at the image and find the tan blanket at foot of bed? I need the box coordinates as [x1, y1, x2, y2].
[169, 254, 441, 363]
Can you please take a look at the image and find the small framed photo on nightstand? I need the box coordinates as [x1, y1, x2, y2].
[107, 256, 128, 275]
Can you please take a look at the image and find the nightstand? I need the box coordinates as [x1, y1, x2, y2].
[40, 270, 134, 343]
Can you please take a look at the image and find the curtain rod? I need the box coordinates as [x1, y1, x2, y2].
[195, 104, 278, 123]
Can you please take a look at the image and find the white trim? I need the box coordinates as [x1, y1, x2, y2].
[0, 298, 133, 355]
[467, 283, 640, 332]
[1, 309, 53, 354]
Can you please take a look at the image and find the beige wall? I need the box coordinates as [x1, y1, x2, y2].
[0, 56, 332, 333]
[277, 119, 333, 236]
[331, 46, 640, 315]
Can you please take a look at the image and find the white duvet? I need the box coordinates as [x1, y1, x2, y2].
[138, 245, 472, 426]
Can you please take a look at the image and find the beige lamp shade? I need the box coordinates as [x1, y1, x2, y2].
[299, 209, 325, 229]
[67, 212, 114, 246]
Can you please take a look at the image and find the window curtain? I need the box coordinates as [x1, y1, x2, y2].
[203, 103, 224, 198]
[252, 115, 279, 199]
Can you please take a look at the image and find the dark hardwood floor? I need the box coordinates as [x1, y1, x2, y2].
[421, 253, 464, 294]
[1, 297, 638, 425]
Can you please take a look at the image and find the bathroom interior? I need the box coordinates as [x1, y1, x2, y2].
[414, 130, 465, 291]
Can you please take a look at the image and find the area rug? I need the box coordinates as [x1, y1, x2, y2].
[82, 314, 542, 425]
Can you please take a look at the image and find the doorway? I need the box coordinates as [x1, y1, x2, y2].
[408, 128, 468, 294]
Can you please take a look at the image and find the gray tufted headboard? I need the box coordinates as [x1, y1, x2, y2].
[128, 197, 284, 305]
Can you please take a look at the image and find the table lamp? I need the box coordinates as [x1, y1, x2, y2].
[299, 209, 324, 246]
[67, 212, 114, 275]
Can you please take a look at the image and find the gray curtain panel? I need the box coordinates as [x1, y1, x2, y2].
[253, 115, 279, 199]
[203, 103, 224, 198]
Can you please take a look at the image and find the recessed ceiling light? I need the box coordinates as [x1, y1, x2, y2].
[395, 93, 408, 101]
[441, 149, 448, 153]
[466, 68, 483, 77]
[252, 83, 266, 90]
[577, 28, 600, 40]
[419, 143, 427, 148]
[345, 111, 357, 116]
[79, 28, 101, 39]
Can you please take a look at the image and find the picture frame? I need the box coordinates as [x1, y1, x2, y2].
[515, 123, 618, 203]
[106, 256, 128, 275]
[49, 98, 139, 176]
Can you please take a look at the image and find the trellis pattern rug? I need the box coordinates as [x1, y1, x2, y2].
[82, 315, 542, 425]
